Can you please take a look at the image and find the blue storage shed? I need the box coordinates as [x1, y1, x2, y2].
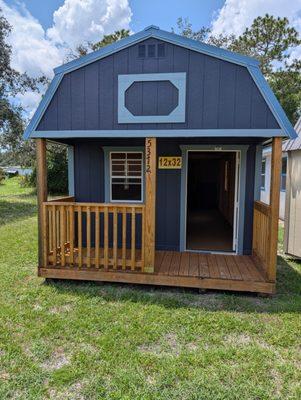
[25, 26, 296, 294]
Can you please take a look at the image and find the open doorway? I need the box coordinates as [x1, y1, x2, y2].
[186, 151, 238, 252]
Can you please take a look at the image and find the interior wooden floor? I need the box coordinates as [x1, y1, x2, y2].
[186, 209, 233, 252]
[40, 250, 275, 294]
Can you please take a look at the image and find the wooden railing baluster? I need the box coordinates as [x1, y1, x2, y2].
[60, 205, 66, 267]
[113, 208, 118, 269]
[42, 204, 48, 267]
[131, 207, 136, 271]
[69, 205, 74, 266]
[87, 206, 91, 268]
[104, 207, 109, 269]
[95, 206, 100, 268]
[141, 207, 145, 271]
[122, 207, 126, 270]
[48, 208, 52, 261]
[78, 207, 82, 268]
[52, 205, 57, 266]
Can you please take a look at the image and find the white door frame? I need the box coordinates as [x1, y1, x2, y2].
[183, 148, 241, 255]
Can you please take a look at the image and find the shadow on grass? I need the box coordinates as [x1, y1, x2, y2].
[43, 256, 301, 314]
[276, 256, 301, 294]
[0, 190, 36, 200]
[0, 200, 37, 226]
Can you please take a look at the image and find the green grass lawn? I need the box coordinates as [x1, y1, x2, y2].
[0, 177, 300, 399]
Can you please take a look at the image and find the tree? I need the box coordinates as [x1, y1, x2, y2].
[230, 15, 300, 75]
[0, 9, 46, 167]
[29, 144, 68, 194]
[67, 29, 130, 60]
[175, 15, 301, 124]
[0, 9, 67, 194]
[269, 60, 301, 124]
[173, 17, 210, 42]
[0, 100, 35, 167]
[174, 17, 236, 49]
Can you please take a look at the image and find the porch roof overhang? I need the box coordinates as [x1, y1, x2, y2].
[23, 25, 297, 141]
[30, 129, 285, 139]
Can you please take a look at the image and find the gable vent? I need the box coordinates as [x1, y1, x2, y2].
[137, 43, 166, 58]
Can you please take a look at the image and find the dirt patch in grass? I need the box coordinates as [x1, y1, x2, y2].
[271, 368, 283, 398]
[138, 342, 162, 356]
[41, 348, 70, 371]
[225, 333, 252, 346]
[186, 342, 199, 351]
[225, 333, 273, 350]
[138, 333, 199, 357]
[48, 381, 85, 400]
[49, 304, 73, 315]
[0, 371, 10, 381]
[78, 342, 99, 354]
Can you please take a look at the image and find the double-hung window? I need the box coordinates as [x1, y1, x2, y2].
[110, 152, 143, 202]
[261, 158, 266, 190]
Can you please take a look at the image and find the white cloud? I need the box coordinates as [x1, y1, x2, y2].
[211, 0, 301, 67]
[47, 0, 132, 48]
[1, 0, 132, 115]
[211, 0, 301, 37]
[0, 1, 62, 78]
[16, 92, 43, 117]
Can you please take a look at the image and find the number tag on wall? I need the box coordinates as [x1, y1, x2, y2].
[158, 157, 182, 169]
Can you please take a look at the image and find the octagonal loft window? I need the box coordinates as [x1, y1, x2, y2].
[125, 80, 179, 116]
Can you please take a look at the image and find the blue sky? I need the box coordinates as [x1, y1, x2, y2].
[5, 0, 224, 32]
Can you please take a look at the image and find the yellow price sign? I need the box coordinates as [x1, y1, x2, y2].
[158, 156, 182, 169]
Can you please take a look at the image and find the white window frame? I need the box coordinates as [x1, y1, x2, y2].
[261, 158, 266, 190]
[109, 151, 144, 203]
[280, 155, 287, 192]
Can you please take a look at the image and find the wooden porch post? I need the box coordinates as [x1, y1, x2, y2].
[36, 139, 48, 269]
[267, 137, 282, 282]
[144, 138, 156, 273]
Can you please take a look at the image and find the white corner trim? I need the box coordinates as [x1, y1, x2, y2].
[118, 72, 186, 123]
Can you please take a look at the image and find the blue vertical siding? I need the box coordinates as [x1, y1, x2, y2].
[57, 74, 72, 130]
[84, 63, 99, 130]
[37, 38, 280, 131]
[72, 138, 260, 253]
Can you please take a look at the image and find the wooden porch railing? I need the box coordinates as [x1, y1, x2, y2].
[42, 200, 145, 271]
[252, 200, 271, 279]
[252, 138, 282, 284]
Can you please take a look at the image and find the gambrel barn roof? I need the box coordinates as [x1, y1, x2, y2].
[24, 25, 297, 140]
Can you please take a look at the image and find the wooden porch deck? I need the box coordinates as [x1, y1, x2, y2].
[39, 250, 275, 294]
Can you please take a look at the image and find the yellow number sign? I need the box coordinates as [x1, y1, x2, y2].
[158, 156, 182, 169]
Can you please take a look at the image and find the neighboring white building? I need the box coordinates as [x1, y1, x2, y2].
[2, 166, 33, 176]
[260, 147, 287, 220]
[261, 116, 301, 257]
[283, 116, 301, 258]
